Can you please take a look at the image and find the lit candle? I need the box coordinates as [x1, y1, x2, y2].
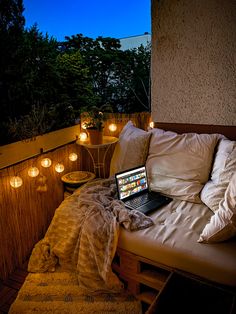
[28, 167, 39, 177]
[10, 176, 23, 188]
[69, 152, 78, 161]
[41, 158, 52, 168]
[55, 163, 64, 173]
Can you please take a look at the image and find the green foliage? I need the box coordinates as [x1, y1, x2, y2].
[1, 26, 94, 143]
[0, 3, 150, 145]
[63, 34, 151, 113]
[17, 25, 60, 115]
[115, 44, 151, 112]
[7, 105, 53, 141]
[56, 51, 94, 110]
[64, 34, 122, 108]
[0, 0, 25, 119]
[81, 104, 113, 131]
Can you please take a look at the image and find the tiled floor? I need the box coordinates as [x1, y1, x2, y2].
[0, 265, 28, 314]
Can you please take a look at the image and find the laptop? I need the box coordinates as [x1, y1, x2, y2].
[115, 165, 172, 215]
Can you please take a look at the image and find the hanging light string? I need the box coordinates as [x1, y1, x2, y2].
[1, 150, 79, 188]
[7, 158, 41, 188]
[1, 122, 118, 188]
[78, 122, 118, 142]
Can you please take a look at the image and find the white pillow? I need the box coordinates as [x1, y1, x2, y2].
[146, 128, 220, 203]
[198, 172, 236, 243]
[200, 138, 236, 212]
[110, 121, 151, 176]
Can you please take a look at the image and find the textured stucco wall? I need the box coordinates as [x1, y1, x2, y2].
[151, 0, 236, 125]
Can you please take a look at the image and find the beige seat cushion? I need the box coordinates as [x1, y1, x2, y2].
[146, 128, 220, 203]
[198, 172, 236, 243]
[200, 138, 236, 212]
[118, 199, 236, 286]
[110, 121, 151, 176]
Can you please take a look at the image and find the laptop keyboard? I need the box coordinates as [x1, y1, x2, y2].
[125, 194, 150, 209]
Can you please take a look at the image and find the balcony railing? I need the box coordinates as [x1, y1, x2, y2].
[0, 112, 151, 281]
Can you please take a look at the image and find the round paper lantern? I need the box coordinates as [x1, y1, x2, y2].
[80, 132, 88, 142]
[10, 176, 23, 188]
[69, 153, 78, 161]
[41, 158, 52, 168]
[55, 163, 64, 173]
[28, 166, 39, 177]
[108, 123, 117, 132]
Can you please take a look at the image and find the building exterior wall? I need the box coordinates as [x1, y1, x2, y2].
[151, 0, 236, 125]
[119, 33, 151, 50]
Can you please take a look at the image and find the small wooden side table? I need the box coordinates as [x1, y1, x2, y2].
[61, 171, 96, 197]
[77, 136, 118, 178]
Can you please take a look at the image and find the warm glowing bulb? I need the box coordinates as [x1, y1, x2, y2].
[28, 167, 39, 177]
[69, 152, 78, 161]
[80, 132, 88, 142]
[10, 176, 23, 188]
[55, 163, 64, 173]
[41, 158, 52, 168]
[149, 121, 154, 128]
[108, 123, 117, 132]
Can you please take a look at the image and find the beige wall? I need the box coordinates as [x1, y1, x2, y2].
[151, 0, 236, 125]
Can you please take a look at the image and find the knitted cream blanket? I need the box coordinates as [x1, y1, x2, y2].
[28, 178, 153, 292]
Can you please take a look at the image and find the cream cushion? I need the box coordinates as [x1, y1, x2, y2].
[110, 121, 151, 176]
[200, 138, 236, 212]
[198, 172, 236, 243]
[146, 128, 219, 203]
[118, 198, 236, 286]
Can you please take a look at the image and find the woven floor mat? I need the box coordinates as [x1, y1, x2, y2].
[9, 269, 141, 314]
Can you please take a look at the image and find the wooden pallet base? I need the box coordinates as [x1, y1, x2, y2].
[112, 248, 173, 312]
[112, 248, 236, 314]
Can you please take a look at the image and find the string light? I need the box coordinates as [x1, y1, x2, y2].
[80, 132, 88, 142]
[55, 163, 65, 173]
[69, 152, 78, 161]
[10, 176, 23, 188]
[28, 166, 39, 177]
[149, 121, 154, 128]
[41, 158, 52, 168]
[108, 123, 117, 132]
[5, 120, 121, 190]
[5, 143, 80, 188]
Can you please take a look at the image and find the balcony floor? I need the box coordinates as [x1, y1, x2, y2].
[0, 262, 28, 313]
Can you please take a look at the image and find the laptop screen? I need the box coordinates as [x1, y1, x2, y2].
[115, 166, 148, 200]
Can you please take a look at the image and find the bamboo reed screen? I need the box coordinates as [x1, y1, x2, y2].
[0, 143, 81, 280]
[0, 112, 151, 280]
